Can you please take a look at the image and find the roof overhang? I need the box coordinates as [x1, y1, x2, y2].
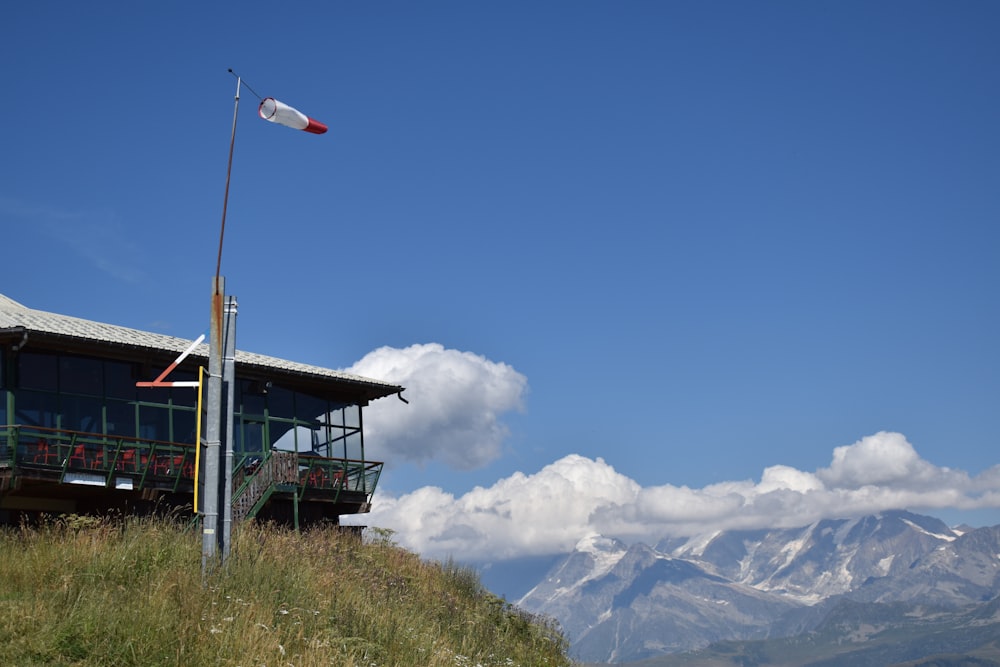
[0, 297, 403, 405]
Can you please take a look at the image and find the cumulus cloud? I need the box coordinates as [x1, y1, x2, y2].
[345, 343, 528, 470]
[360, 455, 640, 560]
[356, 432, 1000, 562]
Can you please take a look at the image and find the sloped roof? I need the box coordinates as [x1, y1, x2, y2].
[0, 294, 402, 402]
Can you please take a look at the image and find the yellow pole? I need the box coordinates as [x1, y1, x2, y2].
[194, 366, 205, 513]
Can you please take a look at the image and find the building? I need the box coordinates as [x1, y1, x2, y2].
[0, 294, 403, 527]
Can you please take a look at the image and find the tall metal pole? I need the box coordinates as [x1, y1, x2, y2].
[202, 278, 224, 572]
[204, 73, 242, 575]
[221, 294, 237, 564]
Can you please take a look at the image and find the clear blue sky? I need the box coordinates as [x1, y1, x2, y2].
[3, 2, 998, 557]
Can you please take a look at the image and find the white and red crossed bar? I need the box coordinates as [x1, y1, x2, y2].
[135, 334, 205, 388]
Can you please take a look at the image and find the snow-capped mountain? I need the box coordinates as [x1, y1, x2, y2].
[660, 511, 964, 603]
[516, 511, 1000, 663]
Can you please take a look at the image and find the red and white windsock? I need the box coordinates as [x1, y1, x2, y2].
[258, 97, 328, 134]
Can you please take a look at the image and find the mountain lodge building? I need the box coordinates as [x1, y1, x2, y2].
[0, 294, 403, 527]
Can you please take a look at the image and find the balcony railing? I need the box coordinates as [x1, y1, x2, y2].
[1, 425, 382, 505]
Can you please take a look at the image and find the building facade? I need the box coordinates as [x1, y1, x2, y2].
[0, 294, 403, 527]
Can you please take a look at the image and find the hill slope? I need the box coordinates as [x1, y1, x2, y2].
[0, 516, 572, 667]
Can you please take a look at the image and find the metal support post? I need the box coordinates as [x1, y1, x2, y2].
[221, 294, 237, 564]
[202, 276, 224, 574]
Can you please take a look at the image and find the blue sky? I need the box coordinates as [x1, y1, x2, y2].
[3, 2, 999, 559]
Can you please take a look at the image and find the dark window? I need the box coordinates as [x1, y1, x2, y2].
[138, 405, 169, 442]
[139, 381, 171, 404]
[106, 399, 136, 438]
[18, 352, 57, 391]
[170, 370, 199, 409]
[238, 419, 266, 455]
[105, 361, 137, 400]
[15, 391, 58, 428]
[239, 380, 266, 416]
[62, 395, 104, 433]
[296, 394, 329, 422]
[267, 385, 294, 418]
[173, 408, 197, 444]
[268, 421, 296, 449]
[59, 356, 103, 396]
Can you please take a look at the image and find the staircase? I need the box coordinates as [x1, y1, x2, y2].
[232, 450, 299, 522]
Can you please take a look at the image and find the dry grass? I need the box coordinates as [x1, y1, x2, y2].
[0, 515, 571, 667]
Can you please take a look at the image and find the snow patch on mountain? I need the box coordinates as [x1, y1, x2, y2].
[901, 517, 956, 542]
[576, 533, 627, 574]
[672, 530, 720, 558]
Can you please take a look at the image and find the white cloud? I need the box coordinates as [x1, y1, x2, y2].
[355, 432, 1000, 562]
[345, 343, 528, 470]
[359, 455, 640, 560]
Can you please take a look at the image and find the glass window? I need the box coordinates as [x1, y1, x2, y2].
[62, 395, 104, 433]
[239, 380, 266, 416]
[60, 356, 103, 396]
[105, 360, 137, 400]
[296, 394, 329, 422]
[139, 382, 171, 405]
[138, 405, 169, 442]
[106, 399, 136, 438]
[272, 424, 316, 452]
[267, 385, 294, 418]
[267, 421, 296, 450]
[161, 368, 200, 409]
[344, 431, 364, 461]
[14, 391, 58, 428]
[18, 352, 57, 391]
[237, 419, 266, 455]
[173, 408, 197, 444]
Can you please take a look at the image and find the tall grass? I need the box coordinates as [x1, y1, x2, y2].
[0, 515, 572, 667]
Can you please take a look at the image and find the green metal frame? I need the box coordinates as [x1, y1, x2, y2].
[2, 424, 382, 519]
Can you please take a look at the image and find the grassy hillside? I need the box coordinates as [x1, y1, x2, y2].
[0, 515, 572, 667]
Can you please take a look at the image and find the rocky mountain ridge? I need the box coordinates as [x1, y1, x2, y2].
[515, 510, 1000, 663]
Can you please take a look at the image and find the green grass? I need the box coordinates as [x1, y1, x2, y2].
[0, 515, 572, 667]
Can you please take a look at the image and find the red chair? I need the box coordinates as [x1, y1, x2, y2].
[116, 448, 138, 471]
[303, 467, 327, 488]
[153, 454, 190, 477]
[68, 445, 89, 469]
[32, 440, 59, 465]
[152, 454, 169, 476]
[180, 455, 194, 478]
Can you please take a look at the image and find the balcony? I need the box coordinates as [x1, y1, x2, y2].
[0, 425, 382, 525]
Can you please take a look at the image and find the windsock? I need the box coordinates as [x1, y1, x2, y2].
[258, 97, 328, 134]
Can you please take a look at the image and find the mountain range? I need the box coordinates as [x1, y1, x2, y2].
[510, 510, 1000, 664]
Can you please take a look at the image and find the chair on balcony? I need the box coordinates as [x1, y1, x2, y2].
[115, 448, 138, 472]
[309, 467, 330, 488]
[68, 444, 85, 469]
[152, 454, 174, 476]
[180, 455, 194, 478]
[152, 453, 192, 477]
[31, 439, 59, 466]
